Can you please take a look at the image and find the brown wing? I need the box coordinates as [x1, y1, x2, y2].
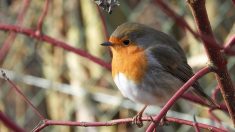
[149, 45, 216, 106]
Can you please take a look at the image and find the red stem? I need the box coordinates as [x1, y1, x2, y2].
[36, 0, 49, 34]
[0, 0, 31, 62]
[32, 116, 226, 132]
[193, 123, 200, 132]
[0, 111, 25, 132]
[1, 70, 45, 120]
[212, 86, 220, 102]
[224, 35, 235, 55]
[208, 108, 225, 130]
[0, 24, 111, 70]
[146, 66, 211, 132]
[193, 116, 200, 132]
[154, 0, 223, 50]
[187, 0, 235, 127]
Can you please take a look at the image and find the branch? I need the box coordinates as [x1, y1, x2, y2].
[36, 0, 49, 35]
[153, 0, 223, 50]
[146, 66, 212, 131]
[212, 86, 220, 101]
[193, 116, 200, 132]
[187, 0, 235, 127]
[0, 24, 111, 70]
[0, 111, 25, 132]
[32, 116, 226, 132]
[224, 35, 235, 55]
[1, 70, 45, 120]
[0, 0, 31, 62]
[208, 108, 226, 130]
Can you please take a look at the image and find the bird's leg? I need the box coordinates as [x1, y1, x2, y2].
[132, 105, 148, 127]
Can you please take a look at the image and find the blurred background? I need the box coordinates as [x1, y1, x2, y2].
[0, 0, 235, 131]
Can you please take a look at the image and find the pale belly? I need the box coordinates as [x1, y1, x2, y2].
[114, 73, 162, 105]
[113, 72, 184, 105]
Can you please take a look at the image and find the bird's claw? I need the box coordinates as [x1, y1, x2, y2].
[132, 114, 143, 127]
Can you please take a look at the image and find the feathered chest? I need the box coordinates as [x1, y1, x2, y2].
[111, 45, 147, 83]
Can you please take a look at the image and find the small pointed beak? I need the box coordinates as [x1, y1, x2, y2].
[101, 41, 113, 46]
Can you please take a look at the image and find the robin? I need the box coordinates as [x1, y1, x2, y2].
[101, 22, 216, 126]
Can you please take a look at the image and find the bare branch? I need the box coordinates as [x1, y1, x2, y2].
[147, 66, 212, 131]
[153, 0, 223, 50]
[1, 70, 45, 120]
[187, 0, 235, 127]
[224, 35, 235, 55]
[32, 116, 226, 132]
[0, 24, 111, 70]
[0, 111, 25, 132]
[0, 0, 31, 62]
[36, 0, 49, 35]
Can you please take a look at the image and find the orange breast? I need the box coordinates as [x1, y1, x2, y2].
[111, 45, 147, 83]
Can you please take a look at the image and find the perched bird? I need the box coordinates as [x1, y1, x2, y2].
[101, 22, 216, 126]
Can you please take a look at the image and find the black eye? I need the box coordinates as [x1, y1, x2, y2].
[122, 40, 130, 45]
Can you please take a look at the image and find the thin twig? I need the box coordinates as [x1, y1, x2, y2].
[36, 0, 49, 35]
[32, 116, 226, 132]
[0, 0, 31, 62]
[0, 24, 111, 70]
[1, 70, 45, 120]
[224, 35, 235, 55]
[212, 86, 220, 102]
[153, 0, 223, 50]
[208, 108, 226, 130]
[146, 66, 212, 131]
[193, 115, 200, 132]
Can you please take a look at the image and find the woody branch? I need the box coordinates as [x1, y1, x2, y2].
[32, 117, 225, 132]
[224, 35, 235, 55]
[0, 111, 25, 132]
[0, 24, 111, 70]
[146, 66, 213, 131]
[0, 0, 31, 62]
[154, 0, 223, 50]
[36, 0, 49, 35]
[187, 0, 235, 127]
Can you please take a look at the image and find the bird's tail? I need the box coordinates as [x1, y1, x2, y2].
[191, 83, 219, 108]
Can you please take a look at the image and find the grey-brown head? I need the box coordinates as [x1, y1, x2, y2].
[101, 22, 185, 59]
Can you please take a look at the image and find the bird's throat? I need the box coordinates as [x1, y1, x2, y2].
[111, 46, 147, 83]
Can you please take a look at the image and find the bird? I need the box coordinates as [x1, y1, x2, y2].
[101, 22, 217, 126]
